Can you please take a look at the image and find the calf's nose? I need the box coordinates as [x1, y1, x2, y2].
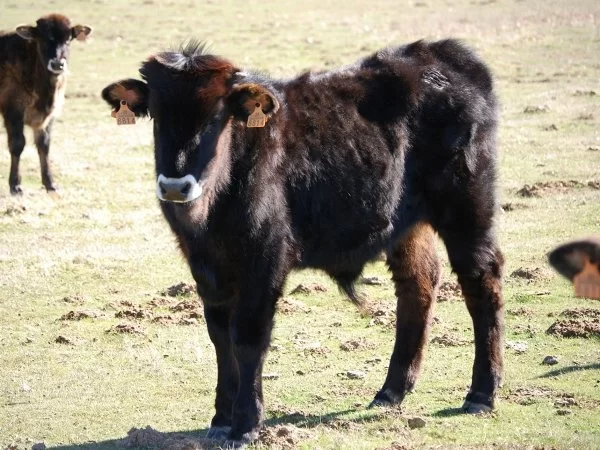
[156, 174, 201, 203]
[49, 58, 66, 72]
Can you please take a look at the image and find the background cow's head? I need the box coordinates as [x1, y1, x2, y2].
[102, 42, 280, 205]
[16, 14, 92, 75]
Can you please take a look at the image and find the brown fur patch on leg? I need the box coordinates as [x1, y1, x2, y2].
[373, 223, 440, 406]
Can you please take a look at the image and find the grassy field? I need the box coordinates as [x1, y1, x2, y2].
[1, 0, 599, 449]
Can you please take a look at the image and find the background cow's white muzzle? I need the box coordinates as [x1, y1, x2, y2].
[156, 174, 203, 203]
[48, 58, 67, 74]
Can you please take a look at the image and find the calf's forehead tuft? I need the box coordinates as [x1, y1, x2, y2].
[36, 14, 72, 38]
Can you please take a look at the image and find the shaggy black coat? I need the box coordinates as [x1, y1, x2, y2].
[102, 39, 504, 447]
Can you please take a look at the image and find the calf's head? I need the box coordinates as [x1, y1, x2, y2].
[16, 14, 92, 75]
[102, 42, 279, 205]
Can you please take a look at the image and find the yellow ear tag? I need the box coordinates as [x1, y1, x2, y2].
[247, 103, 266, 128]
[112, 100, 136, 125]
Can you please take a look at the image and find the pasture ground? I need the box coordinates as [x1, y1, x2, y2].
[1, 0, 599, 449]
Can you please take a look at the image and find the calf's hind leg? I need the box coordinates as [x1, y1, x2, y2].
[371, 222, 440, 407]
[34, 121, 57, 192]
[442, 231, 504, 413]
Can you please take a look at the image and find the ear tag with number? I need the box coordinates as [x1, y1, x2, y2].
[247, 103, 266, 128]
[112, 100, 136, 125]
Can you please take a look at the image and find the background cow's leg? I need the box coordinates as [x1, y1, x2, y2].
[442, 230, 504, 413]
[3, 109, 26, 195]
[372, 222, 440, 407]
[204, 304, 237, 439]
[34, 120, 57, 192]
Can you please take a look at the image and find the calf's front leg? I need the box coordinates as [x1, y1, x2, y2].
[227, 295, 277, 447]
[3, 109, 26, 195]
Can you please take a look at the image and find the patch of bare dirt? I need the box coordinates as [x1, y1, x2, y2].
[161, 282, 196, 297]
[259, 425, 309, 449]
[120, 426, 224, 450]
[61, 294, 86, 304]
[503, 386, 553, 406]
[501, 202, 528, 212]
[560, 308, 600, 319]
[360, 276, 386, 285]
[277, 297, 310, 314]
[4, 204, 27, 216]
[59, 309, 102, 321]
[437, 280, 462, 302]
[289, 283, 328, 295]
[546, 318, 600, 338]
[510, 267, 550, 281]
[507, 307, 534, 317]
[105, 323, 146, 335]
[523, 105, 549, 114]
[516, 180, 600, 197]
[115, 305, 151, 320]
[573, 89, 597, 96]
[54, 335, 81, 345]
[362, 301, 396, 328]
[430, 333, 471, 346]
[340, 337, 375, 351]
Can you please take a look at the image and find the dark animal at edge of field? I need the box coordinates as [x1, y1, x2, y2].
[0, 14, 91, 194]
[102, 39, 504, 447]
[549, 237, 600, 299]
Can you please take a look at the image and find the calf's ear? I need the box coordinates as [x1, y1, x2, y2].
[72, 25, 93, 41]
[16, 25, 36, 41]
[101, 79, 149, 117]
[226, 83, 280, 121]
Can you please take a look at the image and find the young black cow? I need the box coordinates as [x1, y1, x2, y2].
[0, 14, 91, 194]
[103, 40, 504, 447]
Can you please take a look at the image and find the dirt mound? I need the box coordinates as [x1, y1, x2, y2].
[106, 323, 145, 335]
[516, 180, 600, 197]
[560, 308, 600, 319]
[121, 425, 308, 450]
[438, 280, 462, 302]
[120, 427, 222, 450]
[278, 296, 310, 314]
[507, 307, 534, 317]
[259, 424, 308, 449]
[161, 282, 196, 297]
[501, 202, 528, 212]
[60, 309, 102, 320]
[510, 267, 550, 281]
[289, 283, 328, 295]
[546, 318, 600, 338]
[430, 333, 471, 347]
[340, 337, 375, 351]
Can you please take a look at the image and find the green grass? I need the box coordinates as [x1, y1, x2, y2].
[1, 0, 600, 449]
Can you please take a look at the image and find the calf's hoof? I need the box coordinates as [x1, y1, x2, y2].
[224, 430, 259, 449]
[206, 426, 231, 440]
[462, 391, 494, 414]
[10, 185, 23, 195]
[368, 389, 404, 409]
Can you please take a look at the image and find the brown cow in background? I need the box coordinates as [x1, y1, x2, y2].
[0, 14, 91, 194]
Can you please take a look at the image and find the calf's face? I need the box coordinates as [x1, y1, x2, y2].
[102, 51, 279, 205]
[16, 14, 92, 75]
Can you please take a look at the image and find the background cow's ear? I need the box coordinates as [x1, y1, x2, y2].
[71, 25, 93, 41]
[15, 25, 36, 41]
[227, 83, 280, 120]
[101, 79, 149, 117]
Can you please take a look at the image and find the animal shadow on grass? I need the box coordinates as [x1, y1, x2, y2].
[47, 408, 362, 450]
[538, 362, 600, 379]
[430, 407, 466, 418]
